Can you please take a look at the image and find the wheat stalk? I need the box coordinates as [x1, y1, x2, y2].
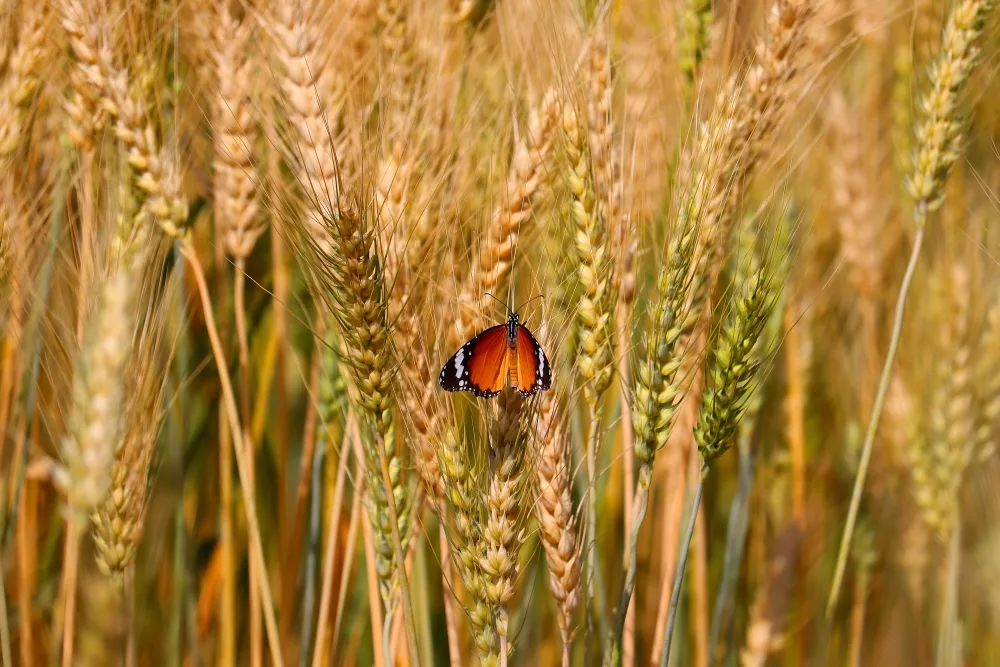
[829, 0, 995, 611]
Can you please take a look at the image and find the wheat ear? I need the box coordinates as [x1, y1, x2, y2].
[304, 193, 420, 665]
[57, 212, 148, 667]
[438, 423, 500, 663]
[454, 91, 560, 344]
[909, 266, 976, 538]
[0, 5, 47, 158]
[534, 386, 581, 666]
[481, 389, 531, 667]
[828, 0, 996, 612]
[91, 302, 168, 581]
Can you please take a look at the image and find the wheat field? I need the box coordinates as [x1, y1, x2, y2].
[1, 0, 1000, 665]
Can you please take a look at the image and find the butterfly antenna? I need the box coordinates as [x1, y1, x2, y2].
[484, 291, 510, 313]
[514, 294, 545, 316]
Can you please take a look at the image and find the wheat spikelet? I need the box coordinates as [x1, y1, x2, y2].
[906, 0, 995, 221]
[89, 37, 188, 239]
[60, 0, 106, 152]
[632, 225, 700, 468]
[213, 1, 263, 260]
[0, 5, 47, 157]
[454, 91, 560, 344]
[377, 0, 416, 138]
[681, 0, 814, 265]
[891, 0, 942, 181]
[378, 153, 448, 505]
[533, 387, 580, 663]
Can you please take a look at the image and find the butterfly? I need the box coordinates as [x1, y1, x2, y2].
[439, 310, 552, 398]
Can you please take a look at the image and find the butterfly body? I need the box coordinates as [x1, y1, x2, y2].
[439, 312, 552, 398]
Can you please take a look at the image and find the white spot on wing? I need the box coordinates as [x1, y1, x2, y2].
[455, 347, 465, 377]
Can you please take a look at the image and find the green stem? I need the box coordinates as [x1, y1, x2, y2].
[660, 464, 708, 667]
[827, 227, 925, 616]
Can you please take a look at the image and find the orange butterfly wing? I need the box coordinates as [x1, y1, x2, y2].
[439, 325, 509, 397]
[515, 325, 552, 396]
[467, 325, 510, 396]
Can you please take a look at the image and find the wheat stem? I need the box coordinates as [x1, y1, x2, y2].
[179, 238, 285, 667]
[660, 464, 708, 667]
[827, 227, 924, 615]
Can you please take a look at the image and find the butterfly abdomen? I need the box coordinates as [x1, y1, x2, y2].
[507, 346, 519, 387]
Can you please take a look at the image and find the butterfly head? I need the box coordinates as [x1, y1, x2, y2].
[506, 311, 520, 343]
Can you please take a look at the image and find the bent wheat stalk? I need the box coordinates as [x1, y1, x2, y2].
[827, 0, 996, 614]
